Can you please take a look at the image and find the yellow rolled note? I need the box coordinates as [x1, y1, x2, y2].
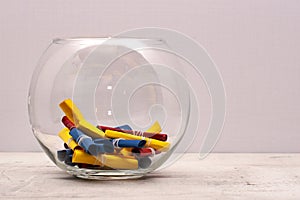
[119, 148, 133, 157]
[100, 154, 138, 170]
[147, 121, 162, 133]
[77, 120, 105, 138]
[59, 99, 84, 125]
[58, 128, 80, 150]
[59, 99, 105, 138]
[105, 130, 170, 151]
[72, 149, 138, 169]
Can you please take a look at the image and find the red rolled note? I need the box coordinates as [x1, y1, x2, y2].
[97, 125, 168, 141]
[132, 147, 161, 157]
[62, 116, 76, 130]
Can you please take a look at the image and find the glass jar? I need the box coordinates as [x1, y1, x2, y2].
[28, 37, 194, 179]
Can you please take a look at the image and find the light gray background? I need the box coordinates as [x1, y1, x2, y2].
[0, 0, 299, 152]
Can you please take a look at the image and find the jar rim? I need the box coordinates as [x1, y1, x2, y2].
[53, 36, 163, 45]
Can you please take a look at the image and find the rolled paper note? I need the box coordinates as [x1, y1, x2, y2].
[57, 149, 73, 162]
[92, 138, 118, 154]
[69, 128, 114, 156]
[99, 154, 138, 170]
[119, 148, 133, 157]
[129, 130, 167, 141]
[145, 121, 167, 141]
[77, 120, 105, 138]
[132, 147, 159, 157]
[72, 149, 138, 170]
[98, 125, 168, 141]
[59, 99, 84, 125]
[63, 143, 69, 149]
[105, 130, 170, 151]
[62, 116, 76, 130]
[134, 132, 167, 142]
[137, 157, 152, 169]
[72, 150, 134, 169]
[58, 128, 80, 150]
[57, 150, 65, 161]
[64, 154, 74, 166]
[59, 99, 105, 138]
[93, 138, 114, 146]
[110, 138, 146, 148]
[146, 121, 162, 132]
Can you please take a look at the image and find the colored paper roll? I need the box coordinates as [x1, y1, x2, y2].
[132, 147, 159, 157]
[111, 139, 146, 148]
[133, 132, 167, 142]
[57, 149, 73, 162]
[147, 121, 162, 132]
[59, 99, 105, 138]
[93, 138, 119, 155]
[61, 116, 76, 130]
[69, 128, 114, 156]
[78, 120, 105, 138]
[58, 128, 80, 150]
[105, 130, 170, 151]
[64, 154, 74, 166]
[63, 143, 69, 149]
[119, 148, 133, 157]
[72, 149, 138, 170]
[98, 125, 168, 141]
[93, 138, 114, 146]
[59, 99, 84, 125]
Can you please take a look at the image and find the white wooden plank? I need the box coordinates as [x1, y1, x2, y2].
[0, 153, 299, 199]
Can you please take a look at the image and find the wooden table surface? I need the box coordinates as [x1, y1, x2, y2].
[0, 153, 299, 199]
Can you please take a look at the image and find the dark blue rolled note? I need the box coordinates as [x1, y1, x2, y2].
[64, 154, 75, 166]
[111, 138, 146, 148]
[57, 149, 74, 166]
[57, 149, 73, 161]
[69, 128, 114, 156]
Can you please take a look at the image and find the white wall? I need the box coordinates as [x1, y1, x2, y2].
[0, 0, 299, 152]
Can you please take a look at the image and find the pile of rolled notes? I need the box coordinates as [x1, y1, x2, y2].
[57, 99, 170, 170]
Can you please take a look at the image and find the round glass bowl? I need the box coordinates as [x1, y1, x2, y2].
[28, 37, 193, 179]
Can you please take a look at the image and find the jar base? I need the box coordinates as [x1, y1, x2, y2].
[66, 168, 147, 180]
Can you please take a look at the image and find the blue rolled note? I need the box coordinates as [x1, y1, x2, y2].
[64, 154, 74, 166]
[93, 138, 114, 146]
[57, 149, 73, 162]
[57, 149, 74, 166]
[92, 138, 115, 153]
[69, 128, 114, 156]
[110, 139, 146, 148]
[115, 124, 132, 131]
